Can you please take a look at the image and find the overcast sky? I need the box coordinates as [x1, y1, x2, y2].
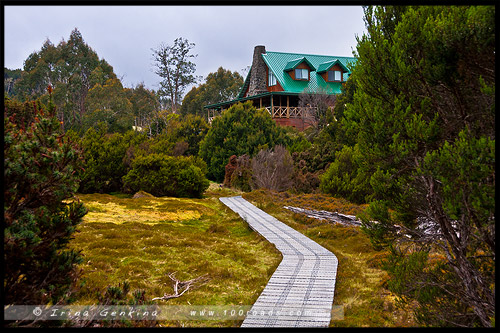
[4, 5, 366, 91]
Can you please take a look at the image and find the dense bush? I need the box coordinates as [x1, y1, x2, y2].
[122, 153, 209, 198]
[319, 144, 372, 204]
[229, 154, 253, 192]
[162, 114, 210, 156]
[199, 101, 290, 182]
[78, 123, 148, 193]
[4, 96, 87, 305]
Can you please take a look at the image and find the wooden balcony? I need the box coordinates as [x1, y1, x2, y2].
[264, 106, 317, 119]
[207, 106, 318, 124]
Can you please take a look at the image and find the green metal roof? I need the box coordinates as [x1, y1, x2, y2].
[262, 51, 356, 94]
[283, 57, 317, 72]
[237, 66, 252, 98]
[214, 50, 357, 109]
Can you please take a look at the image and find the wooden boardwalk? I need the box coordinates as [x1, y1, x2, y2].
[219, 196, 338, 327]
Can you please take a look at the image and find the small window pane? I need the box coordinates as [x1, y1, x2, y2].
[296, 68, 308, 80]
[268, 72, 276, 86]
[295, 68, 302, 79]
[328, 71, 334, 81]
[335, 71, 341, 81]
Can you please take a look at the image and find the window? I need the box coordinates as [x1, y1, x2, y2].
[328, 70, 342, 82]
[268, 71, 277, 86]
[335, 70, 342, 81]
[295, 68, 308, 80]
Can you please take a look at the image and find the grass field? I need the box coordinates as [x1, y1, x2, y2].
[68, 186, 281, 327]
[67, 186, 414, 327]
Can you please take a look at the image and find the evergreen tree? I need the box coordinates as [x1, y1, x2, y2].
[199, 101, 290, 182]
[4, 92, 87, 305]
[180, 67, 244, 118]
[328, 5, 495, 326]
[14, 28, 117, 132]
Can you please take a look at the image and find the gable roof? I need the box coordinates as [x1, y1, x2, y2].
[316, 59, 349, 73]
[283, 57, 317, 72]
[262, 51, 356, 94]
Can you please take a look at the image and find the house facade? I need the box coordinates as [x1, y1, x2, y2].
[204, 45, 356, 131]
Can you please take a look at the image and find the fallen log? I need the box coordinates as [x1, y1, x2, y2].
[284, 206, 362, 227]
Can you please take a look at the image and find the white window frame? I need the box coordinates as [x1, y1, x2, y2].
[268, 71, 277, 86]
[295, 68, 308, 80]
[328, 70, 342, 82]
[334, 70, 342, 81]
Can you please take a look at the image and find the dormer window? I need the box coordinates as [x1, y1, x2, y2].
[317, 59, 349, 83]
[328, 70, 342, 82]
[295, 68, 309, 80]
[284, 57, 315, 81]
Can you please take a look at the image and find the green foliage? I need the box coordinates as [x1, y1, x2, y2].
[163, 114, 210, 156]
[199, 101, 290, 182]
[180, 67, 244, 118]
[340, 5, 495, 326]
[4, 96, 87, 305]
[83, 78, 134, 133]
[383, 247, 481, 327]
[230, 160, 253, 192]
[420, 129, 495, 228]
[358, 200, 394, 250]
[14, 29, 117, 132]
[4, 67, 22, 97]
[125, 83, 160, 129]
[320, 145, 372, 204]
[122, 153, 209, 198]
[79, 124, 148, 193]
[3, 96, 39, 129]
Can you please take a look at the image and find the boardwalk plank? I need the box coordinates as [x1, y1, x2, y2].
[220, 196, 338, 327]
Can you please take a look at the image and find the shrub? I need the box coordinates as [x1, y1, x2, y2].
[252, 145, 294, 192]
[79, 124, 148, 193]
[199, 101, 290, 182]
[319, 144, 372, 204]
[230, 154, 253, 192]
[122, 153, 209, 198]
[223, 155, 238, 188]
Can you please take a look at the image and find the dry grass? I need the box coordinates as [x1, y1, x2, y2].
[68, 191, 281, 327]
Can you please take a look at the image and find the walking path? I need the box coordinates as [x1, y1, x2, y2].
[219, 196, 338, 327]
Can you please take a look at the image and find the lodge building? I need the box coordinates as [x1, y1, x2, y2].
[204, 45, 356, 131]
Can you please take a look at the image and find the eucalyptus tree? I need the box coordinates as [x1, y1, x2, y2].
[152, 37, 199, 114]
[14, 28, 116, 131]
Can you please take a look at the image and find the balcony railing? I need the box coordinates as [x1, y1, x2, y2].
[207, 106, 318, 124]
[264, 106, 318, 119]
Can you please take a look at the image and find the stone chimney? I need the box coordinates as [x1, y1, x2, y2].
[247, 45, 268, 96]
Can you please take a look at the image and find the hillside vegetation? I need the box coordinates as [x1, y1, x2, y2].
[62, 188, 415, 327]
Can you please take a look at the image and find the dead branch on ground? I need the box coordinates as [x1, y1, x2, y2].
[152, 272, 209, 301]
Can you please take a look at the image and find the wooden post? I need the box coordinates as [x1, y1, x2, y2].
[260, 98, 262, 109]
[286, 96, 289, 118]
[271, 95, 274, 117]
